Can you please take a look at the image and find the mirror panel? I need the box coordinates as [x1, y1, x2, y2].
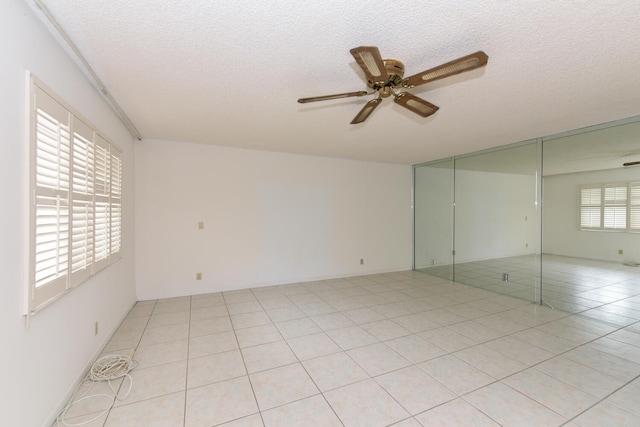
[454, 141, 540, 302]
[541, 119, 640, 315]
[414, 158, 453, 280]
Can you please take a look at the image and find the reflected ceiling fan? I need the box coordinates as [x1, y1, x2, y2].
[298, 46, 488, 124]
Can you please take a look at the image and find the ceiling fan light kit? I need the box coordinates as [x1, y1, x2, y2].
[298, 47, 488, 124]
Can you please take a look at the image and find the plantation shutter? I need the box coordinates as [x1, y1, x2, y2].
[603, 185, 627, 229]
[630, 182, 640, 232]
[28, 75, 124, 314]
[110, 146, 122, 261]
[580, 187, 601, 229]
[70, 119, 95, 285]
[32, 85, 71, 306]
[94, 135, 111, 272]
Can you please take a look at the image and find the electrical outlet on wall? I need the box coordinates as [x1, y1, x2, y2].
[94, 321, 99, 336]
[196, 272, 202, 280]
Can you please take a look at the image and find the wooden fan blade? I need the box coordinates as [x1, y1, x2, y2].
[404, 51, 488, 87]
[350, 98, 382, 124]
[350, 46, 389, 85]
[298, 91, 369, 103]
[394, 92, 439, 118]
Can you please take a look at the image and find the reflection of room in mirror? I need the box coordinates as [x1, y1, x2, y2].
[414, 116, 640, 328]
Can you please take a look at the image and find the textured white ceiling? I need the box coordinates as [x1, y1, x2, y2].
[27, 0, 640, 164]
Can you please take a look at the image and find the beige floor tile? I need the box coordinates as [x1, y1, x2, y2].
[324, 379, 409, 427]
[55, 411, 108, 427]
[326, 325, 379, 350]
[189, 306, 228, 323]
[572, 400, 640, 427]
[235, 324, 283, 348]
[249, 363, 319, 411]
[227, 301, 264, 315]
[59, 378, 124, 420]
[147, 310, 190, 328]
[286, 332, 342, 360]
[139, 322, 190, 346]
[153, 297, 191, 314]
[185, 376, 258, 427]
[188, 330, 238, 358]
[418, 327, 480, 352]
[484, 335, 555, 366]
[502, 368, 599, 418]
[105, 391, 185, 427]
[231, 311, 272, 329]
[418, 354, 495, 395]
[608, 328, 640, 347]
[454, 345, 527, 379]
[361, 319, 412, 341]
[447, 320, 506, 343]
[606, 378, 640, 417]
[347, 342, 411, 377]
[587, 337, 640, 364]
[275, 317, 322, 339]
[190, 316, 233, 337]
[190, 293, 225, 309]
[376, 366, 456, 414]
[391, 312, 442, 333]
[265, 305, 305, 322]
[563, 345, 640, 380]
[302, 352, 368, 392]
[240, 340, 297, 373]
[262, 395, 342, 427]
[311, 312, 356, 331]
[187, 350, 247, 388]
[510, 328, 578, 354]
[297, 301, 337, 316]
[388, 418, 422, 427]
[385, 334, 447, 364]
[216, 413, 264, 426]
[414, 398, 500, 427]
[343, 307, 386, 324]
[113, 360, 187, 407]
[134, 338, 189, 369]
[463, 382, 566, 427]
[535, 356, 626, 398]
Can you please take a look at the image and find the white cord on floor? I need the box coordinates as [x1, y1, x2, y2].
[55, 348, 138, 426]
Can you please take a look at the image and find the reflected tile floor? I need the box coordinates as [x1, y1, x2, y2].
[55, 270, 640, 427]
[423, 254, 640, 326]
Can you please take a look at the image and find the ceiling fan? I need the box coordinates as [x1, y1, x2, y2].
[298, 46, 488, 124]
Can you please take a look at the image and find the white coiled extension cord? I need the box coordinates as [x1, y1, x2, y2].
[56, 349, 138, 426]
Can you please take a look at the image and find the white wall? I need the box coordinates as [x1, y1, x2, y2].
[543, 168, 640, 262]
[135, 139, 412, 300]
[0, 1, 137, 426]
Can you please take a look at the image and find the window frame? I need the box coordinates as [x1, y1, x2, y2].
[26, 73, 122, 315]
[579, 181, 640, 233]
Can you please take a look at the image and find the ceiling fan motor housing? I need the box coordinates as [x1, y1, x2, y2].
[370, 59, 405, 89]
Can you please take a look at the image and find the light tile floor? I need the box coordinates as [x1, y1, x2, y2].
[422, 254, 640, 323]
[55, 269, 640, 427]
